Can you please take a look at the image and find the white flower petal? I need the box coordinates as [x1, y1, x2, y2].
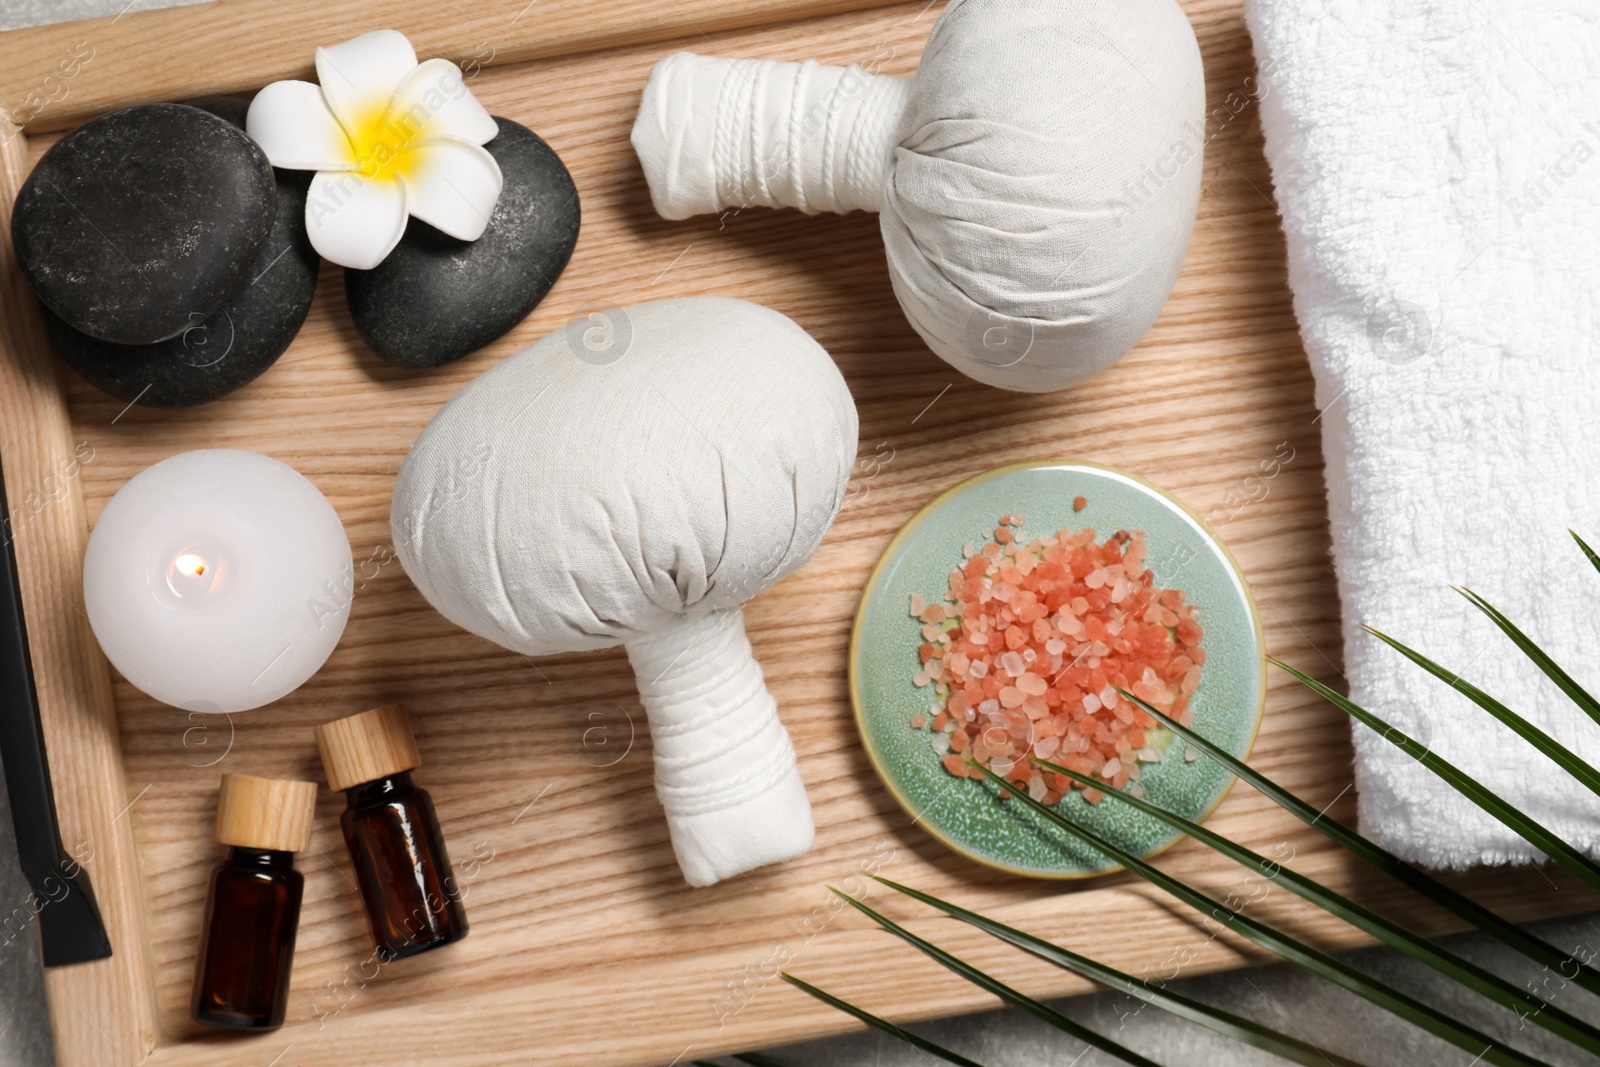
[246, 80, 355, 170]
[402, 137, 503, 241]
[315, 29, 417, 135]
[388, 58, 500, 146]
[304, 169, 408, 269]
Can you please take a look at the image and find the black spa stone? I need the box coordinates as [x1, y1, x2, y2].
[44, 99, 319, 408]
[345, 117, 580, 369]
[184, 94, 249, 129]
[12, 102, 276, 345]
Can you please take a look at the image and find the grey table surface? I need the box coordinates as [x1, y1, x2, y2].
[1, 2, 1597, 1064]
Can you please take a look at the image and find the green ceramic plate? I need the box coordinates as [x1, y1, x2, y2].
[850, 460, 1265, 878]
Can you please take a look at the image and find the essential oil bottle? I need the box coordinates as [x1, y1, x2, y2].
[191, 773, 317, 1031]
[314, 704, 468, 961]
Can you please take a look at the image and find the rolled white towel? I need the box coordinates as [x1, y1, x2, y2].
[1246, 0, 1600, 866]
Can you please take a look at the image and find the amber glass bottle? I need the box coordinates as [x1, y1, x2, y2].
[191, 773, 317, 1031]
[314, 705, 468, 961]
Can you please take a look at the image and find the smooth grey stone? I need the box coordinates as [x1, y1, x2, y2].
[12, 102, 275, 344]
[44, 118, 318, 408]
[345, 117, 580, 369]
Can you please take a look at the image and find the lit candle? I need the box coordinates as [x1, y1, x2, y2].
[83, 449, 352, 714]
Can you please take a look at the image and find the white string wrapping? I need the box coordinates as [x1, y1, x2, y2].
[391, 297, 857, 886]
[632, 0, 1207, 393]
[637, 53, 912, 218]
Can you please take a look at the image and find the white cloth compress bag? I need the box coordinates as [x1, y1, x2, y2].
[391, 298, 858, 886]
[631, 0, 1206, 393]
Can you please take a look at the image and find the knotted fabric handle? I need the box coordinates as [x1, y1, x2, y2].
[624, 608, 814, 886]
[632, 51, 912, 220]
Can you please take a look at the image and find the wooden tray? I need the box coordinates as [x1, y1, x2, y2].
[0, 2, 1593, 1065]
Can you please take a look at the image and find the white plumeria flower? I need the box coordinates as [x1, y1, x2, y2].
[246, 30, 503, 270]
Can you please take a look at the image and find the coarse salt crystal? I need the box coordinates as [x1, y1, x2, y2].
[912, 512, 1205, 805]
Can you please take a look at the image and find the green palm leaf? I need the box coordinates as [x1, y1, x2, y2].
[870, 876, 1374, 1067]
[1572, 528, 1600, 576]
[1454, 577, 1600, 729]
[827, 888, 1163, 1067]
[1036, 757, 1600, 1055]
[1115, 685, 1600, 998]
[1362, 622, 1600, 795]
[780, 974, 988, 1067]
[965, 760, 1556, 1067]
[1274, 658, 1600, 895]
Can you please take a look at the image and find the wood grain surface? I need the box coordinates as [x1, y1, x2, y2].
[0, 1, 1594, 1065]
[0, 123, 160, 1067]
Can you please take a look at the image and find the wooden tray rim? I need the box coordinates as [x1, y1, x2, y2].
[4, 3, 1595, 1066]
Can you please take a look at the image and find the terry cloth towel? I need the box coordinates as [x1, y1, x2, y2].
[1244, 1, 1600, 867]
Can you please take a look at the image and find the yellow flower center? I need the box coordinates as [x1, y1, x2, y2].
[344, 98, 431, 183]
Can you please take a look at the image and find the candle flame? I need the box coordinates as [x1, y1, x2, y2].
[175, 553, 207, 578]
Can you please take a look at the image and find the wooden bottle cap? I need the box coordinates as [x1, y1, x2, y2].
[314, 704, 421, 793]
[215, 773, 317, 852]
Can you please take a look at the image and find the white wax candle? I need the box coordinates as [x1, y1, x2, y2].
[83, 449, 352, 714]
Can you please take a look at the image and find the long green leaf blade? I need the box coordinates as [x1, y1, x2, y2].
[966, 760, 1554, 1067]
[1275, 657, 1600, 894]
[1115, 685, 1600, 999]
[780, 975, 988, 1067]
[870, 876, 1373, 1067]
[1364, 620, 1600, 793]
[1572, 529, 1600, 580]
[830, 890, 1163, 1066]
[1454, 583, 1600, 728]
[1036, 758, 1600, 1055]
